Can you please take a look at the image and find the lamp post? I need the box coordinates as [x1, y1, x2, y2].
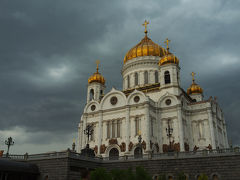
[84, 124, 94, 149]
[5, 137, 14, 158]
[166, 119, 173, 152]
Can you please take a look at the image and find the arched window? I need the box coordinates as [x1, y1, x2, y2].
[144, 71, 148, 84]
[127, 75, 130, 88]
[164, 71, 171, 84]
[134, 72, 138, 86]
[155, 71, 159, 83]
[90, 89, 94, 100]
[109, 148, 119, 160]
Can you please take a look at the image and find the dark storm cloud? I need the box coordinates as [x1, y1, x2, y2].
[0, 0, 240, 153]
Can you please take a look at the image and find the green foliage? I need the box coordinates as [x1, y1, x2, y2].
[197, 174, 208, 180]
[135, 166, 152, 180]
[158, 174, 167, 180]
[90, 167, 151, 180]
[177, 172, 187, 180]
[90, 168, 111, 180]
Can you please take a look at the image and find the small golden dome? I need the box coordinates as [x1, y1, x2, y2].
[88, 61, 105, 85]
[159, 38, 179, 66]
[123, 21, 166, 64]
[187, 72, 203, 95]
[159, 52, 179, 66]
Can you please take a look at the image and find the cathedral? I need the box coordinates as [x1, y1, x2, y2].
[77, 21, 229, 158]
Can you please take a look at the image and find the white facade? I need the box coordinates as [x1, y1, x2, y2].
[78, 40, 228, 158]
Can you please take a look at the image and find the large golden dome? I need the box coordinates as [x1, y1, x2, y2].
[187, 72, 203, 95]
[159, 38, 179, 66]
[123, 21, 166, 64]
[88, 62, 105, 85]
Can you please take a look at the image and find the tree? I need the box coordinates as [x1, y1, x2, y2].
[177, 172, 187, 180]
[158, 174, 167, 180]
[90, 168, 111, 180]
[197, 174, 208, 180]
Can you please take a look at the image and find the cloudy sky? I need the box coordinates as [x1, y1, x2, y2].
[0, 0, 240, 154]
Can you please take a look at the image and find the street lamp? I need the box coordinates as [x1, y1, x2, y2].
[84, 124, 94, 148]
[5, 137, 14, 158]
[166, 119, 173, 152]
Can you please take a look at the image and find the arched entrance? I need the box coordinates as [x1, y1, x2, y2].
[109, 148, 119, 160]
[134, 147, 142, 159]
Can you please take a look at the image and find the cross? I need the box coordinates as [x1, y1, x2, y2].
[191, 72, 196, 82]
[164, 38, 171, 50]
[142, 20, 149, 34]
[96, 60, 100, 72]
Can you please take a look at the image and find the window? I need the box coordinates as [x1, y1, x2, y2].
[135, 117, 141, 135]
[112, 121, 115, 138]
[90, 126, 94, 141]
[90, 89, 94, 100]
[107, 120, 121, 139]
[117, 120, 121, 137]
[107, 122, 110, 138]
[127, 75, 130, 88]
[155, 71, 159, 83]
[144, 71, 148, 84]
[164, 71, 171, 84]
[151, 119, 154, 136]
[134, 72, 138, 86]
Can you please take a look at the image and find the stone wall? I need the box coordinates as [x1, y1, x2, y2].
[28, 154, 240, 180]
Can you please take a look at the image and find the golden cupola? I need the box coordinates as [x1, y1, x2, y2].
[88, 61, 105, 85]
[123, 20, 166, 64]
[159, 38, 179, 66]
[187, 72, 203, 95]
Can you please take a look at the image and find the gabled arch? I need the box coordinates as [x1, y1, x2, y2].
[158, 92, 179, 108]
[84, 100, 100, 113]
[100, 88, 127, 109]
[127, 89, 148, 105]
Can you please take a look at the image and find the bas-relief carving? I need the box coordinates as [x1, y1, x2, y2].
[128, 142, 133, 151]
[119, 142, 126, 152]
[109, 138, 118, 145]
[100, 144, 107, 154]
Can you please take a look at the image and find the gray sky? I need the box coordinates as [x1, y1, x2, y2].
[0, 0, 239, 154]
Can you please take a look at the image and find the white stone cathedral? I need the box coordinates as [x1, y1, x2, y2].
[77, 22, 229, 158]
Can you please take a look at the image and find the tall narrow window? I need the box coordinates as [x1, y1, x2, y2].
[90, 89, 94, 100]
[107, 122, 110, 138]
[127, 75, 130, 88]
[135, 117, 140, 135]
[155, 71, 159, 83]
[112, 121, 115, 138]
[134, 72, 138, 86]
[117, 120, 120, 137]
[164, 71, 171, 84]
[144, 71, 148, 84]
[90, 126, 94, 141]
[151, 119, 154, 136]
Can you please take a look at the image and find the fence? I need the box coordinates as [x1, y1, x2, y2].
[1, 147, 239, 162]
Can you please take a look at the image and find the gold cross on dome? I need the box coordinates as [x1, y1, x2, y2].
[96, 60, 100, 72]
[142, 20, 149, 33]
[191, 72, 196, 82]
[164, 38, 171, 50]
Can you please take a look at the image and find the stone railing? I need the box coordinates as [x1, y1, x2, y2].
[2, 147, 239, 162]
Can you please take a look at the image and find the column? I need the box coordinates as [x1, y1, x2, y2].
[77, 123, 82, 153]
[207, 109, 216, 149]
[145, 103, 150, 152]
[177, 107, 184, 152]
[97, 111, 103, 155]
[82, 116, 87, 149]
[157, 109, 163, 153]
[125, 106, 130, 153]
